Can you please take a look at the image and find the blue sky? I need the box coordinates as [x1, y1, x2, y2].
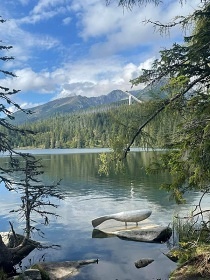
[0, 0, 200, 110]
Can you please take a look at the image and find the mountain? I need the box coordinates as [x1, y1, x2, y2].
[12, 79, 168, 125]
[12, 89, 137, 125]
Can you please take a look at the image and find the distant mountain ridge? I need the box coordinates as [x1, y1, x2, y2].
[12, 79, 168, 125]
[12, 89, 139, 125]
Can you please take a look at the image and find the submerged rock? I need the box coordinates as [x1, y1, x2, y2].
[35, 259, 99, 280]
[135, 258, 154, 268]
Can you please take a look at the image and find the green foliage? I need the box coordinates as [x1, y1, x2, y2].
[9, 154, 64, 239]
[31, 265, 50, 280]
[171, 213, 210, 265]
[118, 1, 210, 201]
[0, 16, 63, 274]
[4, 101, 180, 151]
[110, 0, 210, 275]
[98, 153, 110, 176]
[0, 17, 34, 194]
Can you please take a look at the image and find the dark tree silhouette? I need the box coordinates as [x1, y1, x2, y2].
[0, 17, 63, 275]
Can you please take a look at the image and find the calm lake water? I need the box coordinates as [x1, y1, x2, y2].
[0, 148, 208, 280]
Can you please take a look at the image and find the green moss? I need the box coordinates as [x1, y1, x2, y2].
[169, 249, 210, 280]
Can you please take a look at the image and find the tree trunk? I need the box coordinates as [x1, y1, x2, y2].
[0, 232, 39, 275]
[0, 234, 15, 274]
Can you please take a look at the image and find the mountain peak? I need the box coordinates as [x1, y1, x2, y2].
[12, 81, 167, 125]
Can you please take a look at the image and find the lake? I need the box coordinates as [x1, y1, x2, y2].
[0, 148, 207, 279]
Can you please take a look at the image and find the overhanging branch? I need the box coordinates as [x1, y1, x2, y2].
[122, 74, 209, 158]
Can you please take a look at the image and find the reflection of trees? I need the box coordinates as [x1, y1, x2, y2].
[32, 152, 199, 208]
[39, 153, 100, 181]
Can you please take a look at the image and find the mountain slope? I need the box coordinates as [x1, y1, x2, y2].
[12, 90, 135, 125]
[12, 79, 168, 125]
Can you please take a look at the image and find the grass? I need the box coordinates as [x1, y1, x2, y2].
[169, 213, 210, 279]
[31, 264, 50, 280]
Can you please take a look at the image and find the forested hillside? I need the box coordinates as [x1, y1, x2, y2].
[7, 100, 179, 149]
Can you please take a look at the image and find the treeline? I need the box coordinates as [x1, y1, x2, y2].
[7, 101, 180, 149]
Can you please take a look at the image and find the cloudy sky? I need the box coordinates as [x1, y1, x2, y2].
[0, 0, 200, 109]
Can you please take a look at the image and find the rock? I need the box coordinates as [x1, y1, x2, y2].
[92, 224, 172, 243]
[35, 259, 99, 280]
[24, 269, 42, 280]
[116, 226, 172, 243]
[164, 246, 179, 262]
[134, 258, 154, 268]
[92, 229, 112, 238]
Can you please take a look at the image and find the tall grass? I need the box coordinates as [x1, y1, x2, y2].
[171, 212, 210, 263]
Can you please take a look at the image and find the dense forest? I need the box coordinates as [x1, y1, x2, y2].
[6, 100, 180, 149]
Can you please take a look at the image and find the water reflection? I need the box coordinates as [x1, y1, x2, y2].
[0, 149, 205, 279]
[36, 151, 198, 215]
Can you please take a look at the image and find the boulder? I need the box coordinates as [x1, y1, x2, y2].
[116, 226, 172, 243]
[92, 222, 172, 243]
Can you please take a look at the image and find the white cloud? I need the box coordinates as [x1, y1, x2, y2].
[18, 0, 30, 5]
[18, 0, 70, 24]
[73, 0, 201, 56]
[20, 10, 58, 24]
[32, 0, 66, 14]
[1, 68, 56, 93]
[0, 55, 151, 104]
[0, 0, 202, 110]
[62, 17, 72, 25]
[0, 19, 60, 69]
[7, 102, 43, 112]
[78, 3, 123, 39]
[52, 57, 151, 99]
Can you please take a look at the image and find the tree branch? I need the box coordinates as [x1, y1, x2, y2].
[122, 74, 209, 158]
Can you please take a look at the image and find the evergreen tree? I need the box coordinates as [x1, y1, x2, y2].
[0, 18, 63, 275]
[119, 1, 210, 201]
[103, 0, 210, 269]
